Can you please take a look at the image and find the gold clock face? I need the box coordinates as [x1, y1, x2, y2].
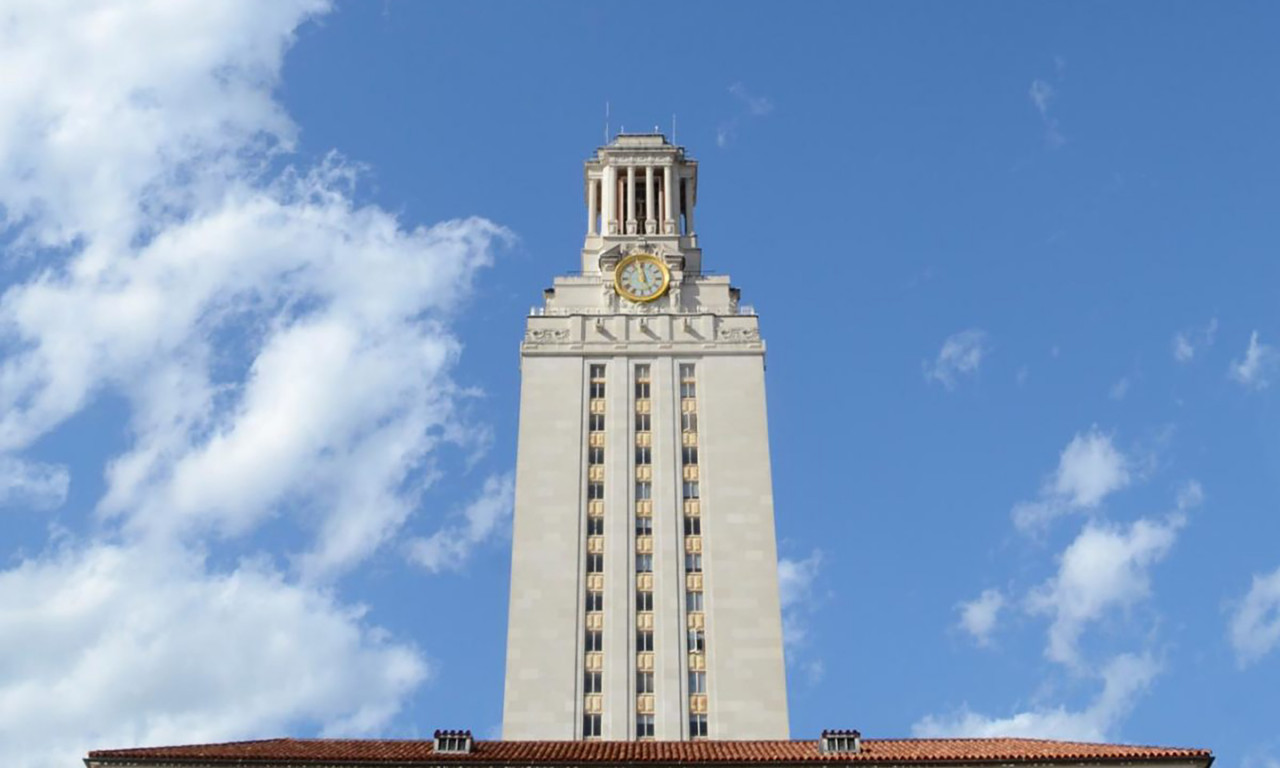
[614, 253, 670, 303]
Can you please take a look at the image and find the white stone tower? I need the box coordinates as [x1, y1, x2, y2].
[502, 134, 788, 742]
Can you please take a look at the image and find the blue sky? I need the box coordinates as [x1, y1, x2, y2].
[1, 2, 1278, 766]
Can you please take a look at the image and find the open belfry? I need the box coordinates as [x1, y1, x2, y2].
[86, 135, 1214, 768]
[503, 134, 788, 741]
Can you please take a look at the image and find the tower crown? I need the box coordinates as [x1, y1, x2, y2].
[582, 133, 701, 274]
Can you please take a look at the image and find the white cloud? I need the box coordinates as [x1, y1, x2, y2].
[778, 550, 822, 647]
[1230, 331, 1277, 390]
[0, 456, 69, 510]
[1228, 564, 1280, 667]
[1108, 377, 1130, 401]
[925, 329, 988, 389]
[913, 652, 1159, 741]
[1028, 78, 1065, 148]
[717, 82, 772, 148]
[957, 589, 1005, 647]
[1029, 79, 1054, 115]
[1172, 318, 1218, 363]
[1027, 514, 1185, 667]
[0, 1, 510, 764]
[408, 473, 515, 573]
[0, 540, 426, 768]
[0, 0, 509, 578]
[729, 82, 774, 116]
[1012, 427, 1131, 532]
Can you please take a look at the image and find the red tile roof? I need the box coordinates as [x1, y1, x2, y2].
[87, 737, 1212, 765]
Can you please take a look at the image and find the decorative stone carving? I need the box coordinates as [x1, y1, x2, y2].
[526, 328, 569, 343]
[717, 327, 760, 342]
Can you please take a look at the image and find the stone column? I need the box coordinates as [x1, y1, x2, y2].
[684, 175, 695, 235]
[587, 176, 598, 236]
[644, 166, 655, 235]
[663, 165, 675, 235]
[626, 166, 637, 234]
[603, 165, 616, 234]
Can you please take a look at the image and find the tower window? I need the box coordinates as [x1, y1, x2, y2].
[636, 713, 655, 739]
[684, 516, 701, 536]
[637, 631, 654, 652]
[589, 447, 604, 464]
[685, 553, 702, 573]
[635, 482, 652, 500]
[586, 630, 603, 652]
[636, 553, 653, 572]
[688, 629, 705, 652]
[590, 380, 606, 398]
[682, 446, 698, 465]
[583, 714, 602, 738]
[636, 517, 652, 536]
[590, 413, 605, 431]
[679, 364, 696, 379]
[588, 517, 604, 536]
[587, 553, 604, 572]
[635, 381, 651, 399]
[591, 364, 606, 379]
[681, 412, 697, 432]
[637, 591, 653, 611]
[681, 380, 697, 398]
[636, 671, 654, 694]
[635, 413, 651, 431]
[585, 671, 602, 694]
[586, 591, 603, 611]
[689, 671, 707, 694]
[588, 482, 605, 500]
[635, 446, 651, 465]
[689, 714, 708, 738]
[686, 591, 703, 612]
[682, 482, 699, 499]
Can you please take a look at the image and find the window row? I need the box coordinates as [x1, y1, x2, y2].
[584, 671, 702, 696]
[589, 551, 694, 572]
[588, 632, 712, 661]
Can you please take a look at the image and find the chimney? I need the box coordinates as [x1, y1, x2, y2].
[433, 730, 474, 754]
[820, 730, 862, 754]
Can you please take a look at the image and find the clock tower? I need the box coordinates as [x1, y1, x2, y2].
[502, 134, 788, 742]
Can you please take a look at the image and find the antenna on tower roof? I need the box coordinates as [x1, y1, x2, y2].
[672, 114, 677, 144]
[604, 101, 610, 144]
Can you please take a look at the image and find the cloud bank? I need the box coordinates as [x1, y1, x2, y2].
[0, 2, 509, 765]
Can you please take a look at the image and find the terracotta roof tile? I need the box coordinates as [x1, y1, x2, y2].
[87, 737, 1212, 765]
